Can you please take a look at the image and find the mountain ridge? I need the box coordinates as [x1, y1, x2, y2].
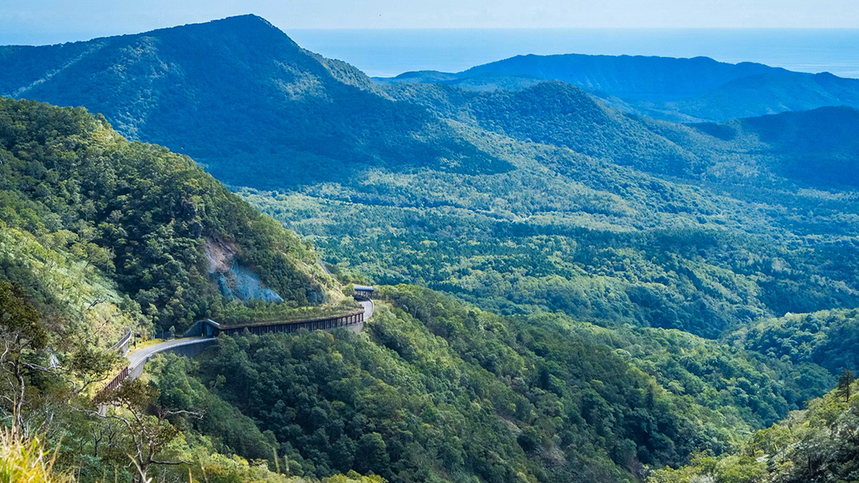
[376, 52, 859, 122]
[0, 14, 510, 189]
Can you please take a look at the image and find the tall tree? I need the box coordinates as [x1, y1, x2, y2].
[837, 369, 855, 403]
[0, 281, 47, 437]
[94, 378, 196, 483]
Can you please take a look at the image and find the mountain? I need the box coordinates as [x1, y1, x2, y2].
[149, 285, 833, 483]
[387, 80, 700, 175]
[0, 96, 388, 482]
[693, 106, 859, 187]
[0, 97, 344, 333]
[3, 17, 859, 483]
[6, 15, 857, 340]
[246, 81, 859, 339]
[2, 97, 837, 483]
[376, 53, 859, 122]
[0, 15, 509, 189]
[382, 79, 859, 187]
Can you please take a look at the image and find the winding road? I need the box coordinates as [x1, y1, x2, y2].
[121, 298, 375, 380]
[127, 337, 215, 375]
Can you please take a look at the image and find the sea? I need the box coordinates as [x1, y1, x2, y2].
[287, 28, 859, 79]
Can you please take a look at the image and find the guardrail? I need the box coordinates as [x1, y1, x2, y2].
[96, 301, 370, 402]
[216, 309, 364, 337]
[95, 365, 129, 400]
[110, 329, 132, 352]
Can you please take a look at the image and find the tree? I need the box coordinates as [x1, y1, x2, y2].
[837, 369, 855, 403]
[0, 281, 47, 437]
[65, 343, 121, 400]
[94, 378, 198, 483]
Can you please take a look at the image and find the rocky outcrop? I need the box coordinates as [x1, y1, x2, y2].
[205, 237, 283, 302]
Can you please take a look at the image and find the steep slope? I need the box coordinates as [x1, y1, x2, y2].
[0, 15, 509, 189]
[0, 97, 339, 331]
[151, 285, 832, 483]
[377, 53, 859, 122]
[0, 101, 838, 483]
[389, 80, 859, 189]
[648, 376, 859, 483]
[384, 81, 702, 176]
[462, 82, 699, 174]
[5, 16, 858, 342]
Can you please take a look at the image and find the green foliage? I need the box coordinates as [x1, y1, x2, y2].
[735, 309, 859, 375]
[148, 355, 277, 462]
[649, 379, 859, 483]
[0, 15, 511, 191]
[435, 81, 699, 175]
[141, 286, 828, 483]
[0, 97, 333, 331]
[3, 18, 859, 483]
[0, 430, 74, 483]
[0, 96, 368, 483]
[553, 317, 833, 429]
[0, 280, 45, 352]
[380, 53, 859, 123]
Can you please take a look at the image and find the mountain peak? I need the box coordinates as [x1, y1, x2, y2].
[197, 13, 277, 31]
[142, 13, 299, 49]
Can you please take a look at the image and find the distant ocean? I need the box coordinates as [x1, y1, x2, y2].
[288, 29, 859, 79]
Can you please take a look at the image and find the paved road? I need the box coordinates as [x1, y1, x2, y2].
[124, 299, 374, 378]
[128, 300, 373, 366]
[127, 337, 213, 370]
[359, 300, 374, 320]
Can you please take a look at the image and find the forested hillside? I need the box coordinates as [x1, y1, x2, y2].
[10, 14, 846, 362]
[691, 106, 859, 187]
[0, 15, 509, 189]
[0, 97, 378, 483]
[1, 95, 852, 483]
[648, 374, 859, 483]
[377, 53, 859, 122]
[3, 15, 859, 483]
[245, 98, 859, 340]
[0, 97, 341, 333]
[149, 285, 834, 483]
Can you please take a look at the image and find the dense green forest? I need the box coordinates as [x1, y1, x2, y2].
[2, 96, 853, 483]
[149, 286, 833, 483]
[241, 106, 859, 339]
[647, 374, 859, 483]
[0, 15, 511, 190]
[0, 97, 344, 332]
[3, 15, 859, 483]
[0, 98, 372, 483]
[4, 15, 858, 342]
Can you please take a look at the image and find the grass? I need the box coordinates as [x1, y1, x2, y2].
[126, 337, 166, 356]
[0, 430, 72, 483]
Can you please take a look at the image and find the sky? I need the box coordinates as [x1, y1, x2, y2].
[1, 0, 858, 45]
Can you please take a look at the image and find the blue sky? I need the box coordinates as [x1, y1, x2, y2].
[1, 0, 858, 45]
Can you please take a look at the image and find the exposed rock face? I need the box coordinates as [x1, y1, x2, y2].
[216, 263, 284, 303]
[205, 237, 283, 302]
[204, 236, 235, 274]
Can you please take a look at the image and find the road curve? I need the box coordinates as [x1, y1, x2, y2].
[95, 299, 377, 400]
[129, 300, 373, 369]
[359, 300, 374, 321]
[128, 337, 214, 371]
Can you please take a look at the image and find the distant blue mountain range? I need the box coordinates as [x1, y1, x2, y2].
[377, 53, 859, 122]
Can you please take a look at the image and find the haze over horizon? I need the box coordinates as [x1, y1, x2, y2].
[2, 0, 858, 46]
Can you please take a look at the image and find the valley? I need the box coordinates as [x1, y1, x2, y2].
[1, 14, 858, 483]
